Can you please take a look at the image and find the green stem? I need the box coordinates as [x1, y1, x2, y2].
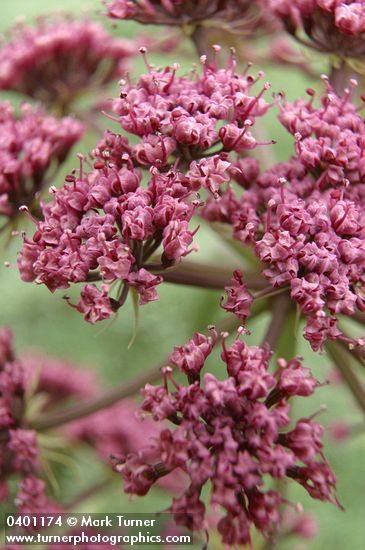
[337, 330, 365, 369]
[253, 285, 290, 301]
[28, 363, 165, 432]
[159, 261, 267, 290]
[190, 24, 211, 58]
[329, 59, 355, 95]
[351, 311, 365, 326]
[326, 341, 365, 416]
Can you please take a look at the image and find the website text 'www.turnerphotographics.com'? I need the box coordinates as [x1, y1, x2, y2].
[4, 513, 194, 546]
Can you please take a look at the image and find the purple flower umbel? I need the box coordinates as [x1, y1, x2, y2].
[105, 0, 259, 27]
[18, 54, 273, 324]
[268, 0, 365, 58]
[0, 102, 83, 231]
[201, 80, 365, 351]
[115, 330, 338, 547]
[0, 16, 135, 114]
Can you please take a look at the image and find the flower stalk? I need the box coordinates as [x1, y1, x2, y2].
[326, 341, 365, 416]
[261, 293, 293, 350]
[159, 261, 268, 290]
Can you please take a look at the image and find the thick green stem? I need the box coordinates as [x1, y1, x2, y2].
[341, 342, 365, 367]
[337, 330, 365, 369]
[351, 311, 365, 326]
[159, 261, 268, 290]
[329, 59, 355, 95]
[29, 363, 164, 432]
[326, 341, 365, 416]
[190, 25, 211, 58]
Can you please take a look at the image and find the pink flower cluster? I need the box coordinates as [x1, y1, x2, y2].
[0, 102, 83, 227]
[105, 0, 255, 26]
[115, 330, 337, 546]
[22, 353, 97, 404]
[18, 57, 272, 323]
[112, 53, 272, 174]
[0, 327, 56, 513]
[202, 82, 365, 351]
[17, 135, 199, 323]
[0, 16, 134, 112]
[268, 0, 365, 56]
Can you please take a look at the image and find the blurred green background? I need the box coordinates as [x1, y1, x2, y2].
[0, 1, 365, 549]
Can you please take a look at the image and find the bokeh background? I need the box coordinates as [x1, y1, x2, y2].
[0, 1, 364, 549]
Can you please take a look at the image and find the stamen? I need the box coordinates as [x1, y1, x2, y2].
[139, 46, 151, 71]
[240, 82, 270, 120]
[228, 47, 237, 74]
[162, 366, 180, 390]
[77, 153, 84, 180]
[212, 44, 221, 72]
[19, 205, 39, 226]
[164, 63, 179, 93]
[265, 199, 276, 232]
